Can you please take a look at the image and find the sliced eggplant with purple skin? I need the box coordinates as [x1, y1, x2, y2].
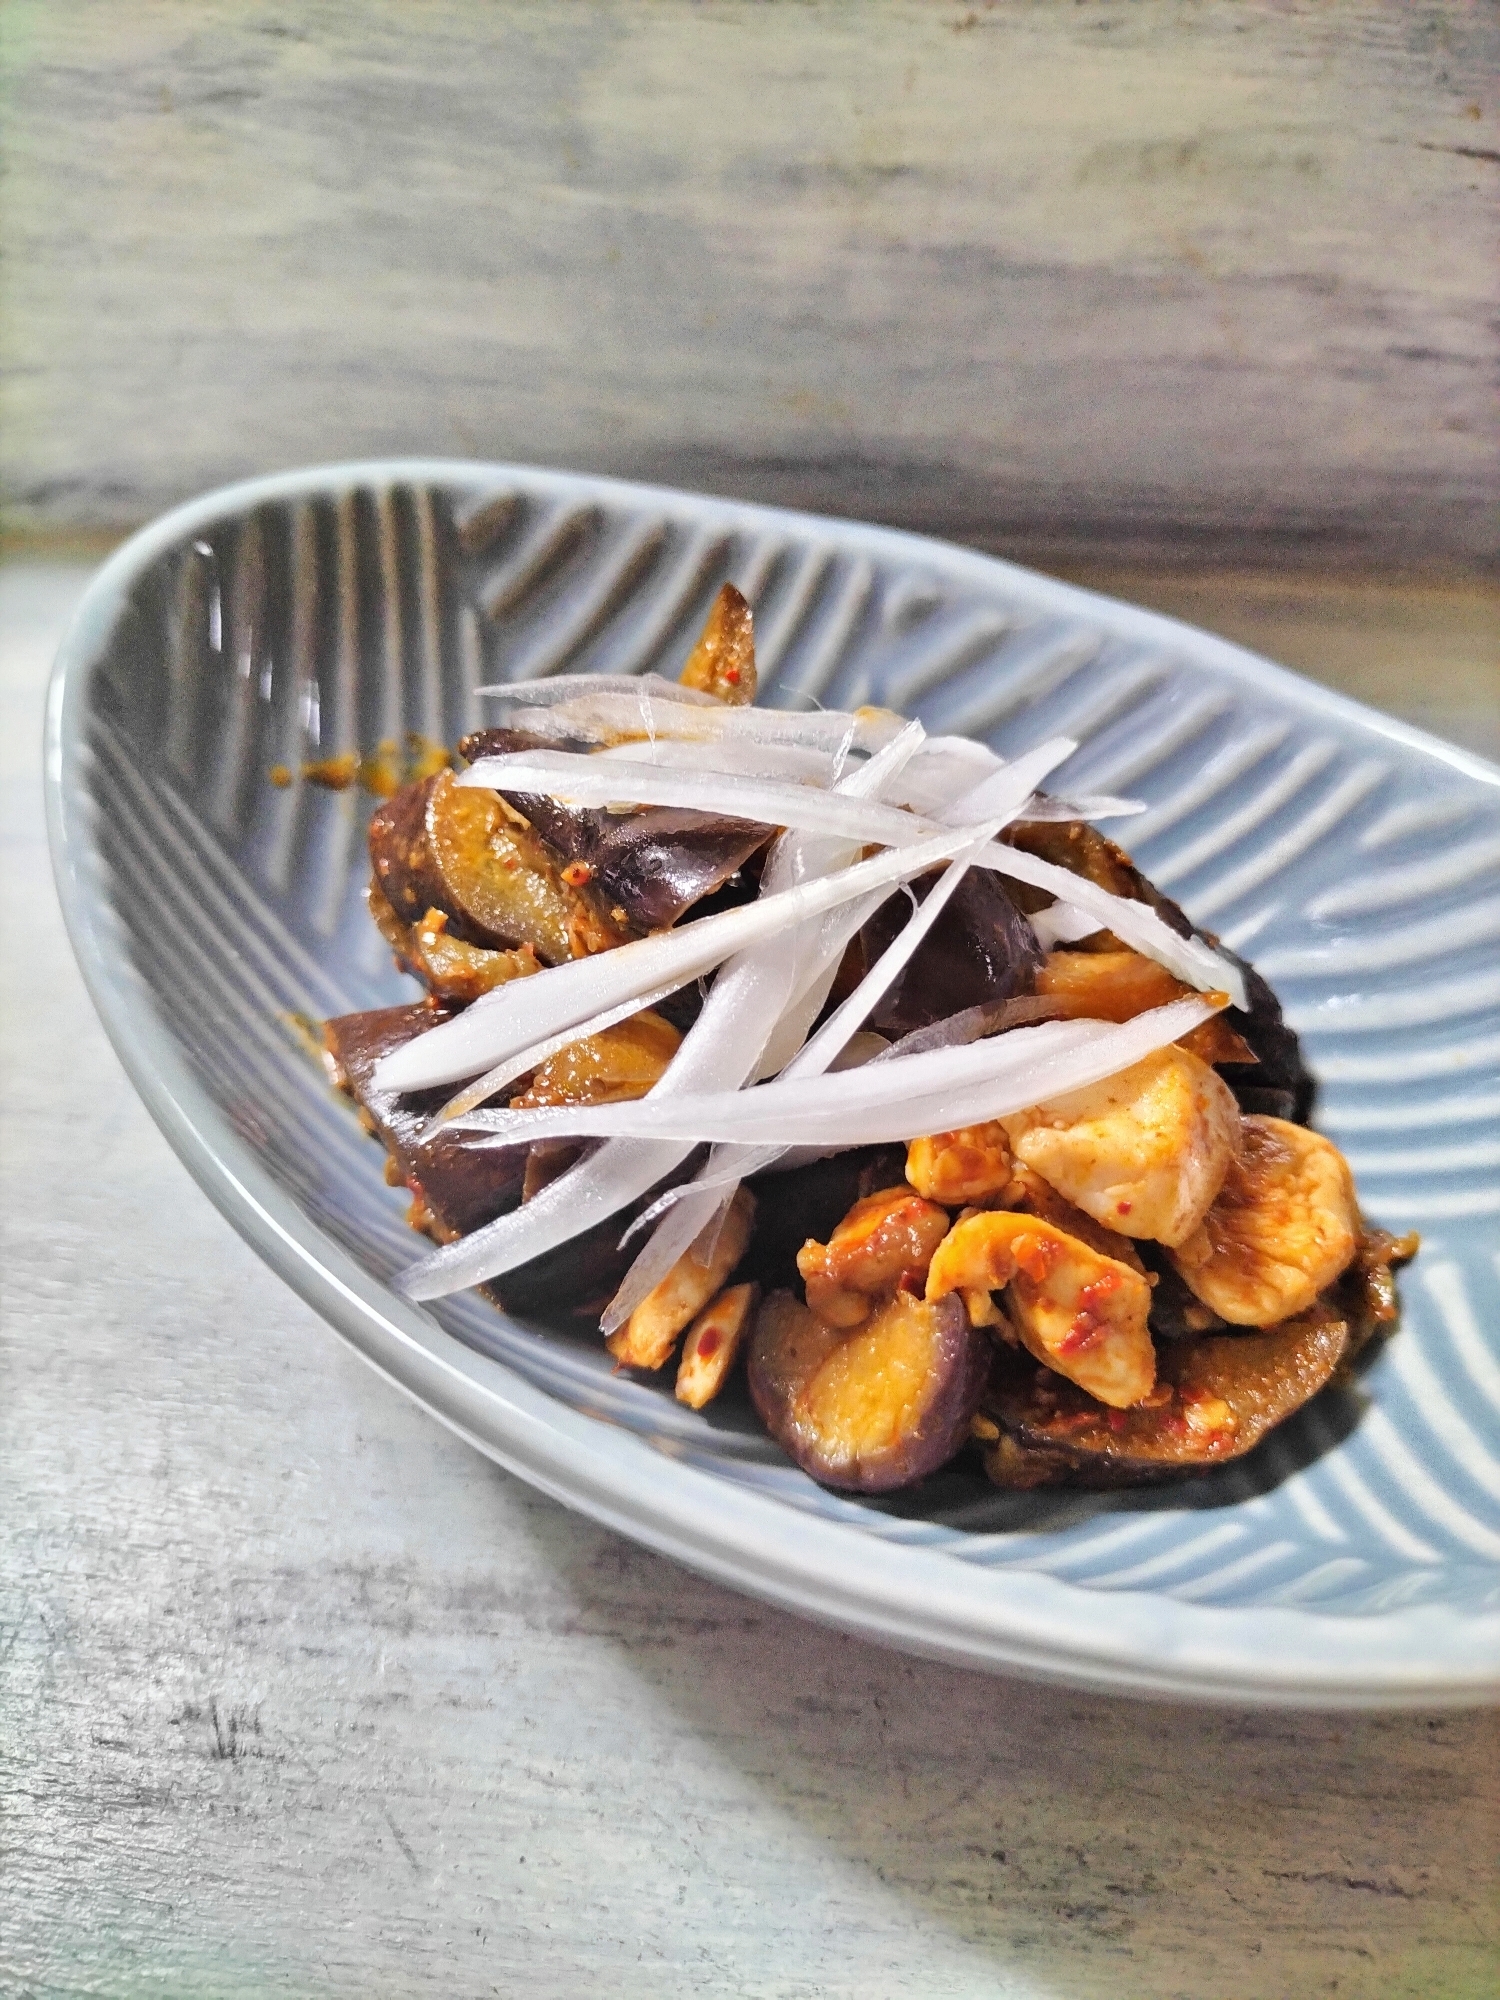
[748, 1287, 990, 1493]
[1007, 818, 1312, 1122]
[459, 728, 774, 933]
[324, 1003, 699, 1324]
[324, 1003, 529, 1240]
[856, 865, 1044, 1039]
[369, 767, 627, 964]
[979, 1299, 1352, 1489]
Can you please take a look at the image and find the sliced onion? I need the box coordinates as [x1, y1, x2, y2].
[373, 813, 977, 1095]
[987, 848, 1246, 1008]
[397, 722, 929, 1304]
[459, 744, 1080, 850]
[492, 692, 910, 755]
[593, 737, 840, 784]
[468, 740, 1240, 1004]
[476, 671, 723, 708]
[453, 998, 1220, 1151]
[1029, 901, 1107, 949]
[1012, 793, 1146, 823]
[423, 977, 690, 1133]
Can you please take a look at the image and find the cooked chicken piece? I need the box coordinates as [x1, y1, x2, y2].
[1002, 1046, 1241, 1249]
[797, 1187, 952, 1327]
[1005, 1162, 1147, 1272]
[607, 1188, 756, 1371]
[905, 1123, 1013, 1205]
[1170, 1116, 1359, 1326]
[675, 1283, 758, 1410]
[926, 1210, 1155, 1408]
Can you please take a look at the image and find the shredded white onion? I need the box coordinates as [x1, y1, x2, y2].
[459, 746, 1078, 848]
[396, 722, 929, 1304]
[455, 745, 1243, 1004]
[373, 813, 977, 1096]
[423, 977, 690, 1134]
[452, 998, 1219, 1153]
[493, 692, 911, 755]
[1029, 901, 1107, 949]
[476, 671, 723, 708]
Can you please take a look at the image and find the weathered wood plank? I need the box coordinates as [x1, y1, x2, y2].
[1, 2, 1495, 567]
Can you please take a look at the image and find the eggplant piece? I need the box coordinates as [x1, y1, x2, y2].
[748, 1288, 989, 1493]
[679, 582, 758, 704]
[857, 866, 1044, 1039]
[366, 877, 544, 1004]
[324, 1003, 528, 1240]
[460, 731, 774, 932]
[1007, 819, 1312, 1122]
[369, 768, 626, 963]
[510, 1008, 681, 1108]
[980, 1299, 1351, 1488]
[325, 1003, 698, 1323]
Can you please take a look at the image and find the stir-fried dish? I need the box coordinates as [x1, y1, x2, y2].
[323, 584, 1416, 1494]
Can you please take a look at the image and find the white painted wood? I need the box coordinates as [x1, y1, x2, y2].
[1, 3, 1496, 567]
[3, 563, 1497, 1994]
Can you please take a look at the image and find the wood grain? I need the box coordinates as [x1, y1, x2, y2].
[1, 2, 1496, 569]
[3, 566, 1498, 1997]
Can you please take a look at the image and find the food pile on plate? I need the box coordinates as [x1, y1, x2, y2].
[323, 585, 1415, 1494]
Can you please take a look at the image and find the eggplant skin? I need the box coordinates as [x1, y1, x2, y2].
[1007, 819, 1313, 1123]
[748, 1288, 989, 1494]
[860, 867, 1044, 1038]
[980, 1299, 1351, 1489]
[459, 727, 774, 932]
[323, 1003, 528, 1240]
[324, 1003, 699, 1323]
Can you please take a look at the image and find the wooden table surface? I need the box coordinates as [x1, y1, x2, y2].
[3, 560, 1496, 1998]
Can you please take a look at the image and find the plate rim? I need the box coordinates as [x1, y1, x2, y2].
[44, 456, 1500, 1709]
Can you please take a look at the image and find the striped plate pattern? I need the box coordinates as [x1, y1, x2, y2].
[50, 464, 1500, 1697]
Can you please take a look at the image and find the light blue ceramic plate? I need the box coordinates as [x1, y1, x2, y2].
[45, 462, 1500, 1707]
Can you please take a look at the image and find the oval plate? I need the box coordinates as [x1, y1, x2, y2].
[45, 461, 1500, 1707]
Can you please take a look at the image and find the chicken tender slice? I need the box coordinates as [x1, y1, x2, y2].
[1002, 1046, 1240, 1249]
[1170, 1116, 1359, 1327]
[906, 1122, 1013, 1205]
[927, 1211, 1155, 1409]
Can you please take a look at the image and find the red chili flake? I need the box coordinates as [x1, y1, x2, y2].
[1116, 1200, 1132, 1216]
[724, 666, 741, 685]
[561, 861, 594, 887]
[695, 1328, 722, 1361]
[896, 1266, 927, 1296]
[1077, 1273, 1122, 1310]
[1106, 1410, 1129, 1434]
[1012, 1231, 1058, 1283]
[1058, 1312, 1105, 1355]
